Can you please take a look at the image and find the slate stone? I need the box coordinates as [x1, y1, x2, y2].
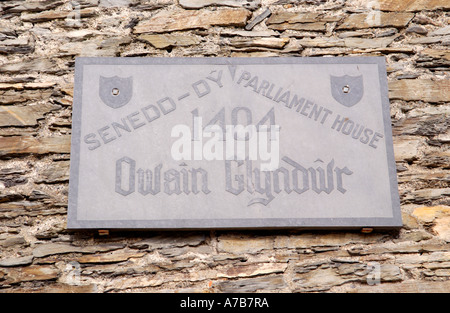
[268, 22, 327, 32]
[229, 37, 290, 49]
[408, 35, 450, 44]
[104, 274, 165, 291]
[395, 230, 433, 242]
[265, 11, 340, 33]
[32, 243, 125, 258]
[378, 0, 450, 12]
[63, 29, 100, 41]
[0, 255, 34, 267]
[11, 283, 98, 293]
[3, 265, 59, 284]
[343, 36, 397, 48]
[21, 8, 96, 23]
[0, 201, 43, 218]
[395, 73, 420, 80]
[430, 26, 450, 36]
[134, 9, 251, 33]
[99, 0, 132, 8]
[58, 37, 132, 57]
[0, 58, 57, 74]
[34, 224, 65, 240]
[245, 8, 271, 31]
[295, 36, 396, 49]
[218, 235, 274, 254]
[418, 48, 450, 61]
[4, 0, 64, 13]
[389, 79, 450, 102]
[76, 251, 146, 264]
[0, 136, 71, 158]
[337, 12, 414, 30]
[348, 241, 450, 256]
[217, 263, 287, 278]
[407, 188, 450, 203]
[0, 89, 54, 105]
[294, 267, 357, 291]
[0, 37, 34, 54]
[274, 232, 384, 249]
[420, 151, 450, 169]
[393, 136, 422, 162]
[338, 30, 373, 38]
[28, 190, 51, 201]
[130, 3, 165, 11]
[0, 27, 17, 37]
[266, 12, 322, 24]
[393, 111, 449, 137]
[412, 15, 436, 25]
[130, 233, 206, 251]
[139, 34, 201, 49]
[350, 281, 450, 293]
[0, 103, 60, 126]
[179, 0, 261, 10]
[406, 26, 428, 35]
[36, 161, 70, 183]
[216, 275, 287, 292]
[375, 28, 398, 38]
[0, 82, 56, 90]
[230, 51, 279, 57]
[0, 168, 28, 188]
[0, 235, 26, 248]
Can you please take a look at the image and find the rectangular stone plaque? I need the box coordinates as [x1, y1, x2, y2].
[67, 57, 402, 230]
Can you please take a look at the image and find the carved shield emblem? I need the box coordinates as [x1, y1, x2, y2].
[330, 75, 364, 108]
[99, 76, 133, 109]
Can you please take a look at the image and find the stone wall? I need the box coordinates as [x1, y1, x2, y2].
[0, 0, 449, 293]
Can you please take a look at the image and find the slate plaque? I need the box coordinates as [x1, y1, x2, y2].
[67, 57, 402, 230]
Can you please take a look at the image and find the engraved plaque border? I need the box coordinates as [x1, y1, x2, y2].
[67, 57, 402, 230]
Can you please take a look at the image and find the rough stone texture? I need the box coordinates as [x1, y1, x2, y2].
[21, 8, 96, 23]
[0, 0, 449, 293]
[389, 80, 450, 103]
[179, 0, 261, 10]
[378, 0, 450, 12]
[134, 8, 251, 33]
[0, 58, 58, 74]
[266, 12, 339, 32]
[0, 103, 60, 126]
[0, 136, 71, 157]
[337, 12, 414, 30]
[138, 34, 201, 49]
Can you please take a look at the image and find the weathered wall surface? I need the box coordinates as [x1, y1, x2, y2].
[0, 0, 449, 293]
